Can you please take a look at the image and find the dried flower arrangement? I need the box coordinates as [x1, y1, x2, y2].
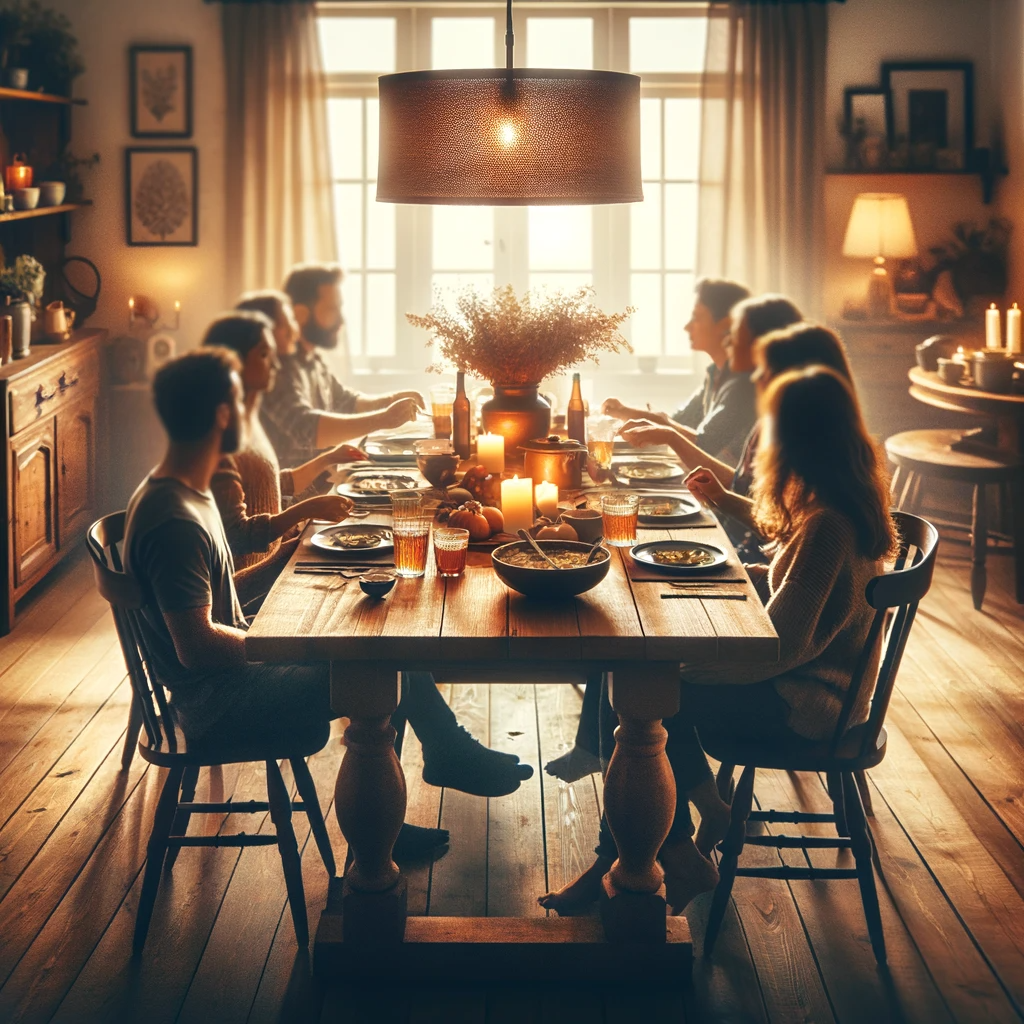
[408, 285, 634, 386]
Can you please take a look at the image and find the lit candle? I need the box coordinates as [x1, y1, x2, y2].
[1008, 303, 1022, 355]
[535, 481, 559, 520]
[174, 299, 181, 329]
[986, 303, 1002, 350]
[477, 433, 505, 474]
[128, 297, 135, 327]
[500, 475, 534, 536]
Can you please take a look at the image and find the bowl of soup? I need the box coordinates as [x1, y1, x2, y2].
[491, 540, 611, 599]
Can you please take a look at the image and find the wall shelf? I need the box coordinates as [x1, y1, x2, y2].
[0, 202, 90, 225]
[825, 167, 1005, 204]
[0, 86, 85, 106]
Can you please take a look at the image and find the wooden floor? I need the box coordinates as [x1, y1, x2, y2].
[0, 538, 1023, 1024]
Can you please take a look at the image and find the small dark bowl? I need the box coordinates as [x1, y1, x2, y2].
[491, 540, 610, 599]
[916, 335, 957, 372]
[416, 451, 460, 490]
[359, 571, 397, 598]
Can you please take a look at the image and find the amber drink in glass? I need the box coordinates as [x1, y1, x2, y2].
[430, 385, 455, 440]
[433, 527, 469, 577]
[601, 492, 640, 547]
[393, 517, 431, 577]
[587, 415, 617, 469]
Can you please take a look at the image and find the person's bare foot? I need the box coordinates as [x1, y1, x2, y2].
[538, 856, 612, 915]
[544, 745, 602, 783]
[659, 837, 720, 914]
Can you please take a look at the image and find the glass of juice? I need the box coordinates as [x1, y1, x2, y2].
[393, 516, 432, 578]
[601, 491, 640, 548]
[587, 415, 618, 469]
[433, 527, 469, 578]
[430, 385, 455, 440]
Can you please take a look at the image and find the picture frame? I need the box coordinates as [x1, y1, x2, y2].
[843, 86, 890, 141]
[126, 147, 198, 247]
[881, 61, 973, 170]
[130, 45, 193, 138]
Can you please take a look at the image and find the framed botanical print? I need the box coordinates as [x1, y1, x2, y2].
[126, 147, 198, 246]
[130, 45, 193, 138]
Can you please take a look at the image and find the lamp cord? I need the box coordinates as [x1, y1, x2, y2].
[505, 0, 514, 69]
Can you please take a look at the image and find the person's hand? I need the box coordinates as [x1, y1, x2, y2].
[388, 389, 426, 410]
[602, 397, 630, 419]
[379, 397, 420, 429]
[685, 466, 726, 509]
[327, 443, 367, 465]
[621, 423, 677, 449]
[299, 494, 354, 523]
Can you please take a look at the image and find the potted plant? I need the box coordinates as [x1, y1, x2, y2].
[929, 218, 1012, 314]
[0, 5, 29, 88]
[0, 254, 45, 358]
[408, 286, 633, 457]
[0, 2, 84, 95]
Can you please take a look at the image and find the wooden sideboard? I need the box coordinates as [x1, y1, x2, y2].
[1, 329, 106, 634]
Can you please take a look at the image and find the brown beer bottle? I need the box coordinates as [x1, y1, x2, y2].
[452, 370, 471, 459]
[567, 372, 586, 444]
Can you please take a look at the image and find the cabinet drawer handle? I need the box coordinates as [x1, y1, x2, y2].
[35, 384, 55, 407]
[58, 371, 79, 391]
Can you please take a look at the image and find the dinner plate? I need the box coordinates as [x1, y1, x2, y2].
[629, 540, 729, 575]
[613, 461, 685, 486]
[637, 493, 702, 525]
[362, 434, 431, 464]
[310, 524, 395, 556]
[336, 470, 427, 502]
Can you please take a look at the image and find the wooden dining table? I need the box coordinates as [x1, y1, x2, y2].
[245, 509, 778, 982]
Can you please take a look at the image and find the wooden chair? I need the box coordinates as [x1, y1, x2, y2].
[87, 512, 336, 953]
[701, 512, 939, 966]
[885, 429, 1022, 609]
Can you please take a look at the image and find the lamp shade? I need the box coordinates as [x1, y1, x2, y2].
[842, 193, 918, 259]
[376, 69, 642, 205]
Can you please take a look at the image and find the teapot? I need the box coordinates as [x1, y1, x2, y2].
[519, 435, 588, 491]
[44, 300, 74, 339]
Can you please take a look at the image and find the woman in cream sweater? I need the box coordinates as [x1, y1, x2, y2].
[541, 365, 897, 915]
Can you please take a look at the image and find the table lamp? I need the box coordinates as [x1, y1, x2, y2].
[842, 193, 918, 318]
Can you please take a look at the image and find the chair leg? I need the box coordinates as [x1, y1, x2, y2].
[843, 771, 886, 965]
[290, 756, 336, 876]
[897, 470, 916, 511]
[889, 465, 902, 505]
[704, 764, 756, 958]
[715, 762, 736, 803]
[164, 765, 200, 872]
[267, 759, 309, 948]
[120, 692, 144, 772]
[907, 472, 924, 514]
[854, 769, 874, 818]
[826, 772, 849, 836]
[971, 484, 988, 611]
[133, 765, 185, 954]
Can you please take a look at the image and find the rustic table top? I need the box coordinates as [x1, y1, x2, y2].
[245, 514, 779, 670]
[908, 366, 1024, 413]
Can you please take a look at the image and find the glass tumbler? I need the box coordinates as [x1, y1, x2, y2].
[601, 491, 640, 548]
[390, 490, 423, 521]
[393, 516, 432, 578]
[433, 527, 469, 577]
[430, 385, 455, 440]
[587, 415, 618, 469]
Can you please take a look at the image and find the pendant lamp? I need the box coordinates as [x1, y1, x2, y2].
[376, 0, 642, 205]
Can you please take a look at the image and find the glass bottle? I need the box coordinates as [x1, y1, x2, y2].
[567, 372, 586, 444]
[452, 370, 471, 459]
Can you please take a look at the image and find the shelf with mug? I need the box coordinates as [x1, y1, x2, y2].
[0, 201, 91, 224]
[0, 86, 86, 106]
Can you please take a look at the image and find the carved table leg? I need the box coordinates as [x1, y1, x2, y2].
[601, 663, 681, 943]
[332, 664, 408, 944]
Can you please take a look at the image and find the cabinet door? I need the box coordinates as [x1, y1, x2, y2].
[10, 417, 58, 588]
[57, 395, 97, 546]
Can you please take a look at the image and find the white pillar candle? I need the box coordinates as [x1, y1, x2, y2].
[477, 433, 505, 474]
[986, 303, 1002, 350]
[501, 475, 534, 535]
[1008, 303, 1022, 355]
[534, 480, 559, 520]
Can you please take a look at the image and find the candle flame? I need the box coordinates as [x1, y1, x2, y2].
[128, 298, 134, 308]
[990, 303, 998, 310]
[1014, 303, 1020, 311]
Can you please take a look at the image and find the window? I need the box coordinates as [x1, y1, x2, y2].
[318, 4, 709, 373]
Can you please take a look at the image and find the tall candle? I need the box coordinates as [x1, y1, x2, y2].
[1008, 302, 1022, 355]
[535, 480, 559, 519]
[128, 297, 135, 327]
[986, 303, 1002, 350]
[477, 433, 505, 474]
[501, 475, 534, 535]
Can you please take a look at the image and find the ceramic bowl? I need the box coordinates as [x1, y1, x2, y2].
[38, 181, 66, 207]
[491, 540, 610, 599]
[915, 335, 957, 372]
[937, 357, 965, 386]
[972, 351, 1016, 393]
[13, 187, 39, 211]
[558, 508, 603, 544]
[359, 571, 397, 598]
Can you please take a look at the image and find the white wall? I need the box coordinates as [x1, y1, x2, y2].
[993, 0, 1024, 302]
[48, 0, 226, 346]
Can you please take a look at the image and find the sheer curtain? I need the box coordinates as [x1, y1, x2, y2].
[697, 2, 828, 316]
[221, 1, 337, 301]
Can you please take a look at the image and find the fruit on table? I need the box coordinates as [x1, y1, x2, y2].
[480, 505, 504, 534]
[536, 522, 579, 542]
[446, 501, 495, 541]
[460, 464, 501, 506]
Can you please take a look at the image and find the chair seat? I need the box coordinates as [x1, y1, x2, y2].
[139, 715, 330, 768]
[701, 725, 887, 773]
[885, 430, 1023, 484]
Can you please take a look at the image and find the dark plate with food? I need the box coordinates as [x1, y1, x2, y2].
[613, 461, 685, 486]
[491, 540, 611, 599]
[336, 470, 426, 502]
[638, 493, 702, 525]
[310, 524, 395, 556]
[629, 540, 728, 575]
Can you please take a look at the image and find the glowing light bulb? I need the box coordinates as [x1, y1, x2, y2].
[498, 121, 518, 148]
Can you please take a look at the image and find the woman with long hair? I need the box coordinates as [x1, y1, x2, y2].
[541, 366, 896, 915]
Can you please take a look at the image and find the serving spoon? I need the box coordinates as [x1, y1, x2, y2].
[517, 529, 561, 569]
[585, 536, 606, 564]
